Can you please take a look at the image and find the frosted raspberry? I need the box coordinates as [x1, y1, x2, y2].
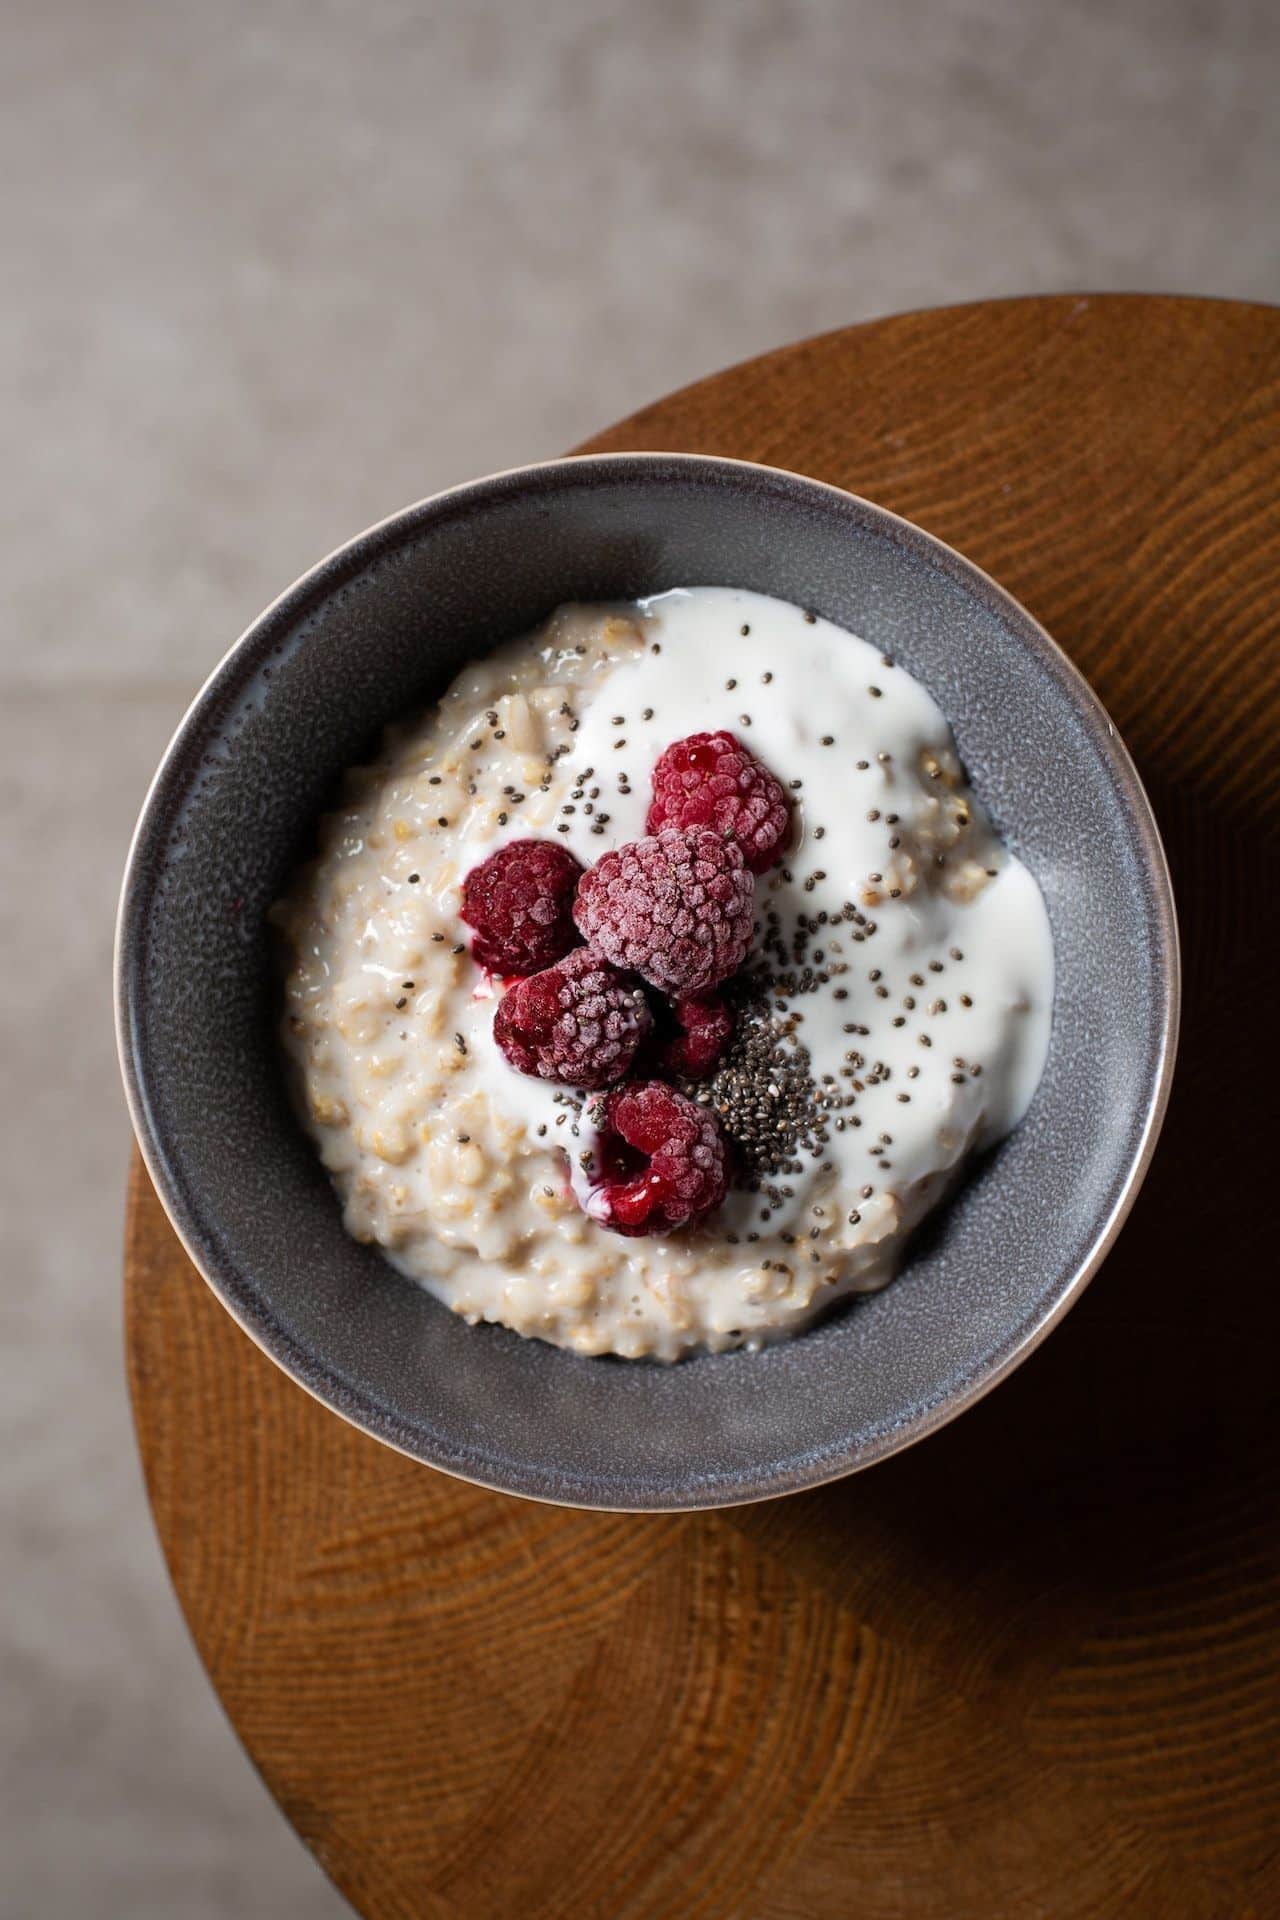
[646, 730, 790, 873]
[652, 992, 733, 1080]
[493, 947, 651, 1089]
[587, 1081, 729, 1235]
[461, 839, 583, 975]
[573, 827, 754, 995]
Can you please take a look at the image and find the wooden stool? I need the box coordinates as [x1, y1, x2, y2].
[126, 296, 1280, 1919]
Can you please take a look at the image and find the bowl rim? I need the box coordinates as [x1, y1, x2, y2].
[115, 450, 1181, 1511]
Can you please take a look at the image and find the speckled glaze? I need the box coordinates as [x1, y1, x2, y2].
[115, 455, 1178, 1510]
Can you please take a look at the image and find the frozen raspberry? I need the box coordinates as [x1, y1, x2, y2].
[493, 947, 651, 1089]
[573, 827, 754, 996]
[651, 992, 733, 1080]
[646, 730, 790, 873]
[588, 1081, 729, 1235]
[461, 839, 583, 975]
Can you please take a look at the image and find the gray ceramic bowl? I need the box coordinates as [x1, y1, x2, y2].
[116, 454, 1178, 1510]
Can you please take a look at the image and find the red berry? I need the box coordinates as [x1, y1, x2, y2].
[652, 992, 733, 1080]
[646, 730, 790, 873]
[587, 1081, 729, 1235]
[493, 948, 651, 1089]
[461, 839, 583, 975]
[573, 827, 754, 996]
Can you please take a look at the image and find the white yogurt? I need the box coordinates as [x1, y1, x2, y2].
[273, 589, 1053, 1360]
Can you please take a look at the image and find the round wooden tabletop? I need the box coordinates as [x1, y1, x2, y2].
[127, 296, 1280, 1919]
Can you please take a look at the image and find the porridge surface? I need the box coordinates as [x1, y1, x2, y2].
[273, 588, 1053, 1360]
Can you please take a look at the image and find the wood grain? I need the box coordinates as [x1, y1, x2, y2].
[126, 296, 1280, 1919]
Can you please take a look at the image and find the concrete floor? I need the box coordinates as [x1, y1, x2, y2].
[3, 0, 1276, 1913]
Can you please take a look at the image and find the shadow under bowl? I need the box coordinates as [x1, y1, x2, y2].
[116, 454, 1178, 1510]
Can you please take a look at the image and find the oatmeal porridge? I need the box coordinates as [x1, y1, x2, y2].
[272, 588, 1054, 1360]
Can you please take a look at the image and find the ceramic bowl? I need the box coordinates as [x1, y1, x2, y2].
[116, 454, 1178, 1509]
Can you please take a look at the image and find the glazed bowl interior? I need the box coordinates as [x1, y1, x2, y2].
[117, 455, 1176, 1509]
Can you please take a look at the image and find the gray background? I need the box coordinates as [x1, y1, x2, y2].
[3, 0, 1276, 1914]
